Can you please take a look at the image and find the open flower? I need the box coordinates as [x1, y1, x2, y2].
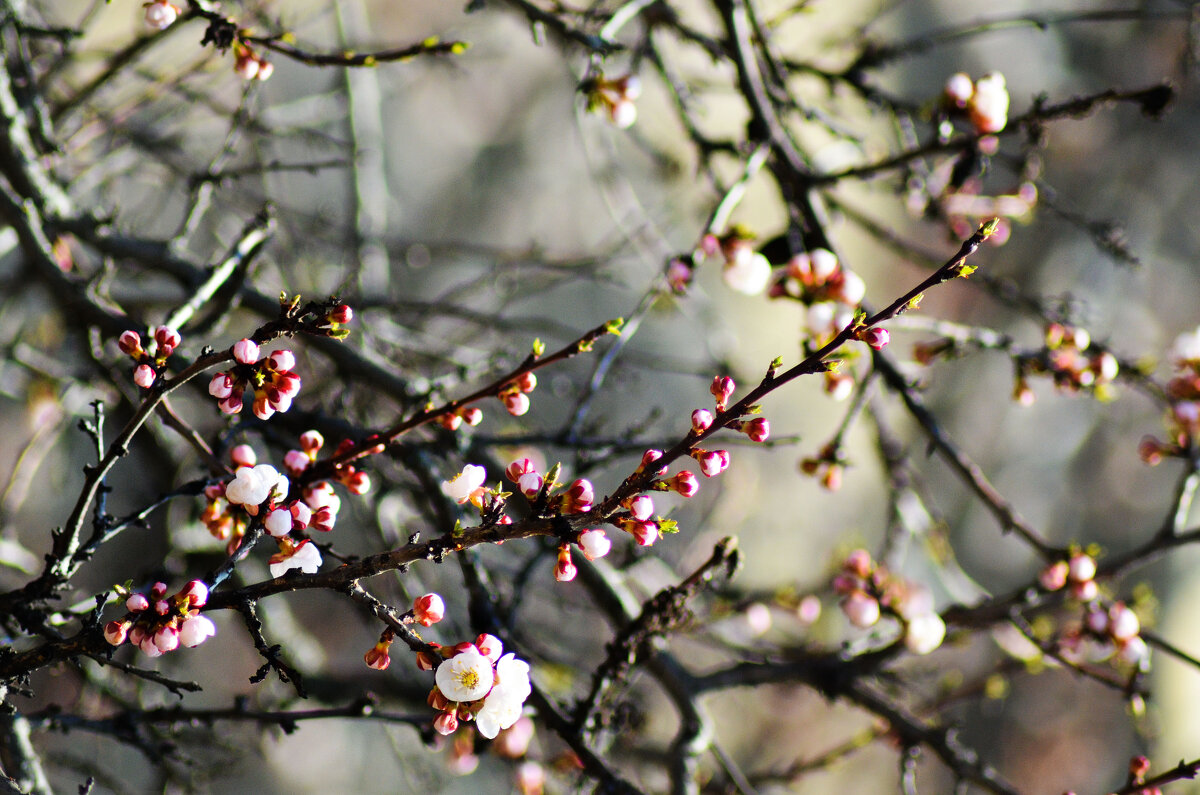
[441, 464, 487, 505]
[435, 647, 495, 702]
[269, 539, 322, 577]
[475, 653, 532, 739]
[225, 464, 289, 512]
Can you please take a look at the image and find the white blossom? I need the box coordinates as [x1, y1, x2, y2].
[435, 647, 494, 702]
[904, 612, 946, 655]
[441, 464, 487, 504]
[179, 614, 217, 647]
[226, 464, 288, 509]
[722, 251, 772, 296]
[269, 539, 322, 578]
[476, 653, 532, 739]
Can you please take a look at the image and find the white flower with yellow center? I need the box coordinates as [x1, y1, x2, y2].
[435, 647, 494, 702]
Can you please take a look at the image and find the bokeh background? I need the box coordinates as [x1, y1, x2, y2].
[4, 0, 1200, 792]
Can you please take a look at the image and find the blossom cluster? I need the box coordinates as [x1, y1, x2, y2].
[1140, 325, 1200, 463]
[584, 73, 642, 129]
[943, 72, 1010, 135]
[104, 579, 216, 657]
[118, 326, 181, 389]
[1009, 324, 1119, 405]
[1036, 552, 1149, 668]
[363, 594, 446, 670]
[208, 339, 302, 420]
[832, 549, 947, 655]
[427, 636, 532, 739]
[199, 445, 333, 575]
[500, 372, 538, 417]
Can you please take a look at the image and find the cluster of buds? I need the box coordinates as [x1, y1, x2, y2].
[800, 442, 845, 491]
[772, 249, 868, 349]
[506, 458, 545, 500]
[143, 0, 180, 30]
[427, 636, 532, 739]
[1066, 600, 1150, 669]
[1039, 550, 1099, 601]
[642, 449, 700, 498]
[208, 339, 302, 419]
[104, 580, 216, 657]
[118, 326, 181, 389]
[583, 73, 641, 129]
[1012, 324, 1119, 405]
[832, 549, 947, 655]
[701, 229, 773, 296]
[500, 372, 537, 417]
[942, 72, 1010, 135]
[284, 431, 376, 495]
[363, 594, 446, 670]
[438, 406, 483, 432]
[233, 42, 273, 81]
[1140, 325, 1200, 463]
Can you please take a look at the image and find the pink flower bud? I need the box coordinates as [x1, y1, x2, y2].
[229, 444, 256, 468]
[153, 625, 180, 652]
[104, 619, 130, 646]
[154, 326, 180, 355]
[1068, 553, 1096, 583]
[517, 472, 543, 499]
[628, 494, 654, 521]
[577, 529, 611, 561]
[693, 449, 730, 477]
[415, 651, 437, 671]
[475, 634, 503, 663]
[329, 304, 353, 324]
[252, 395, 276, 421]
[1108, 603, 1140, 642]
[118, 330, 143, 357]
[1071, 579, 1099, 602]
[219, 392, 244, 415]
[461, 407, 482, 426]
[299, 430, 324, 453]
[346, 471, 371, 495]
[640, 449, 668, 476]
[133, 364, 156, 389]
[233, 338, 260, 365]
[364, 644, 391, 670]
[143, 0, 179, 30]
[503, 391, 530, 416]
[208, 372, 233, 399]
[269, 350, 296, 371]
[506, 458, 536, 482]
[691, 409, 714, 433]
[150, 582, 168, 599]
[842, 591, 881, 628]
[126, 593, 150, 612]
[414, 593, 445, 626]
[554, 547, 577, 581]
[630, 520, 658, 546]
[863, 328, 890, 351]
[434, 710, 459, 735]
[179, 580, 209, 607]
[1039, 561, 1069, 591]
[710, 375, 735, 409]
[289, 501, 312, 529]
[264, 507, 293, 537]
[439, 413, 463, 431]
[844, 549, 872, 578]
[283, 449, 310, 475]
[516, 372, 537, 393]
[311, 506, 337, 533]
[671, 470, 699, 497]
[567, 478, 594, 507]
[742, 417, 770, 442]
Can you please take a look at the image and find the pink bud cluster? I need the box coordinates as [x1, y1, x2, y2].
[426, 636, 532, 739]
[586, 73, 641, 129]
[942, 72, 1009, 134]
[233, 43, 273, 81]
[1012, 323, 1119, 405]
[500, 372, 537, 417]
[800, 442, 844, 491]
[118, 326, 181, 389]
[438, 406, 484, 431]
[1141, 325, 1200, 463]
[832, 549, 946, 655]
[208, 339, 302, 420]
[1039, 551, 1099, 602]
[104, 579, 216, 657]
[766, 248, 868, 348]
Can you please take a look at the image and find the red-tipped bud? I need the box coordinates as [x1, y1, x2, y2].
[710, 375, 735, 409]
[670, 470, 699, 497]
[364, 643, 392, 670]
[628, 494, 654, 521]
[691, 409, 714, 433]
[503, 391, 530, 416]
[554, 546, 577, 582]
[741, 417, 770, 442]
[461, 407, 483, 426]
[104, 619, 130, 646]
[118, 330, 143, 357]
[154, 326, 181, 356]
[233, 338, 260, 365]
[640, 449, 668, 476]
[413, 593, 445, 626]
[506, 458, 537, 483]
[863, 327, 890, 351]
[329, 304, 353, 324]
[516, 372, 537, 393]
[133, 364, 156, 389]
